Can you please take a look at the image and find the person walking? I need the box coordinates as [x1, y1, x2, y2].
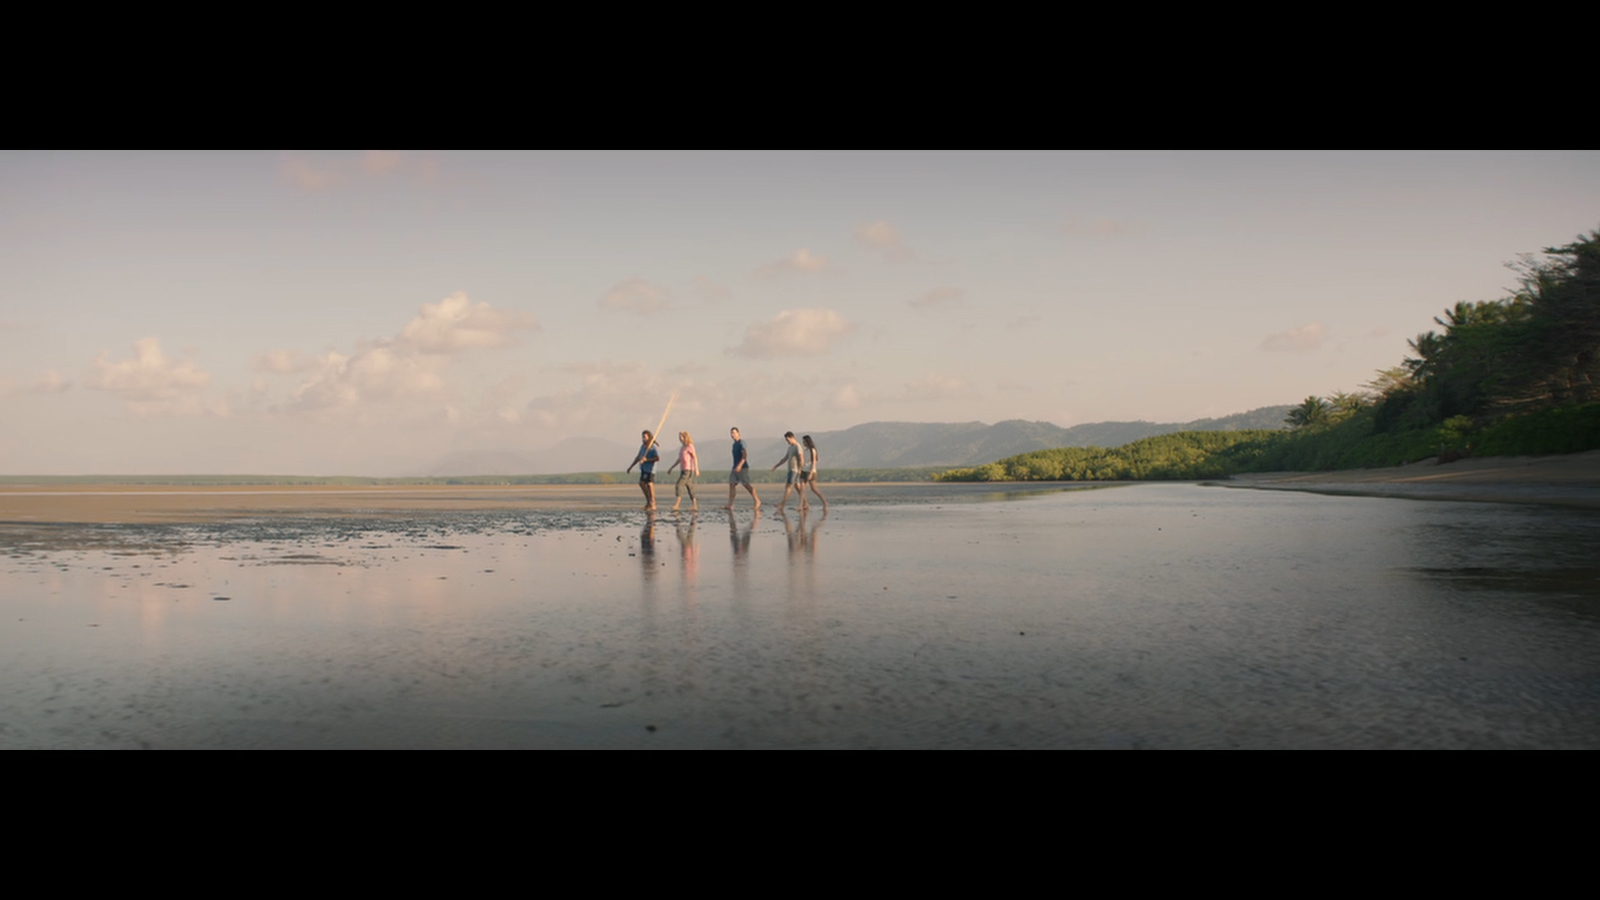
[723, 427, 760, 510]
[666, 430, 700, 512]
[627, 430, 662, 511]
[771, 431, 804, 511]
[801, 434, 827, 510]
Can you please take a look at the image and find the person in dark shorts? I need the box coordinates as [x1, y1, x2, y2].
[723, 427, 760, 510]
[628, 430, 662, 511]
[770, 431, 804, 511]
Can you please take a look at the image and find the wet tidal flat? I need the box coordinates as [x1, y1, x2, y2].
[3, 483, 1599, 749]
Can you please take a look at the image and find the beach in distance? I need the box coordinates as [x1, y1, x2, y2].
[4, 450, 1599, 524]
[4, 473, 1599, 749]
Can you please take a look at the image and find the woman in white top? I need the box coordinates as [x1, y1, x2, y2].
[801, 435, 827, 510]
[667, 430, 700, 512]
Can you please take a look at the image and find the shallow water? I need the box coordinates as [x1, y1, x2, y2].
[3, 483, 1598, 748]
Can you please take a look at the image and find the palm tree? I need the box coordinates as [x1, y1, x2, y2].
[1285, 396, 1331, 429]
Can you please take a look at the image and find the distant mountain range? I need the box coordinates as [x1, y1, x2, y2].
[418, 406, 1293, 476]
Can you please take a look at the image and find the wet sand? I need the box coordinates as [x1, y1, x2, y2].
[1224, 451, 1600, 509]
[3, 483, 1598, 749]
[0, 482, 1073, 524]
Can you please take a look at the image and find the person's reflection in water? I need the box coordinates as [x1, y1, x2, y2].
[676, 512, 699, 588]
[777, 508, 804, 561]
[803, 506, 826, 561]
[726, 508, 757, 604]
[640, 511, 658, 583]
[727, 508, 757, 563]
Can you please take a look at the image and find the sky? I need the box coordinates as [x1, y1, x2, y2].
[2, 150, 1597, 475]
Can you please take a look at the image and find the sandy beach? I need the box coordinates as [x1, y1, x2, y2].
[0, 482, 1074, 524]
[3, 452, 1599, 522]
[5, 481, 1597, 749]
[1223, 451, 1600, 509]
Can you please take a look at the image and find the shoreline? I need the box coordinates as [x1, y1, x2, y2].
[1219, 450, 1600, 509]
[0, 481, 1076, 525]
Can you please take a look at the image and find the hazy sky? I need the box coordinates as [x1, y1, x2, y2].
[3, 150, 1597, 475]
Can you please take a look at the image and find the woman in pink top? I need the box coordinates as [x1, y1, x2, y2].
[667, 430, 701, 511]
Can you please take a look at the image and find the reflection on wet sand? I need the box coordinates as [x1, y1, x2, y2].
[3, 483, 1599, 748]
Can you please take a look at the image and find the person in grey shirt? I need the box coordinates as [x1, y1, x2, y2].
[770, 431, 805, 512]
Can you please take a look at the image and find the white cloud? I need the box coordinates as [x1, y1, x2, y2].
[902, 374, 971, 401]
[280, 151, 439, 192]
[28, 371, 70, 394]
[693, 274, 731, 303]
[1261, 322, 1327, 352]
[757, 248, 828, 277]
[279, 155, 346, 191]
[399, 291, 538, 352]
[252, 349, 314, 373]
[909, 287, 965, 311]
[826, 383, 863, 410]
[729, 308, 852, 358]
[854, 220, 915, 263]
[1063, 219, 1141, 238]
[274, 292, 533, 415]
[289, 347, 446, 413]
[86, 338, 212, 401]
[599, 278, 672, 315]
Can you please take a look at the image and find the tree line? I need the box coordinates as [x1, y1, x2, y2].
[938, 229, 1600, 482]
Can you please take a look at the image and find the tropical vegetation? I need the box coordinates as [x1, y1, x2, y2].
[938, 229, 1600, 482]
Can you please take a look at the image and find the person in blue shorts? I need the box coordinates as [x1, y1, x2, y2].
[723, 427, 760, 510]
[627, 430, 662, 511]
[770, 431, 804, 511]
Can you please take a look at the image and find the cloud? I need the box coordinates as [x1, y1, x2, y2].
[289, 347, 447, 413]
[1006, 314, 1041, 331]
[728, 308, 852, 358]
[854, 220, 915, 263]
[902, 374, 971, 401]
[276, 292, 533, 415]
[252, 349, 314, 373]
[599, 278, 672, 315]
[909, 287, 965, 311]
[1063, 219, 1141, 238]
[996, 379, 1033, 393]
[693, 274, 731, 303]
[83, 338, 224, 416]
[522, 363, 816, 438]
[28, 371, 70, 394]
[279, 151, 439, 192]
[279, 155, 346, 191]
[1261, 322, 1328, 352]
[756, 248, 828, 277]
[826, 383, 863, 410]
[399, 291, 538, 352]
[86, 338, 211, 400]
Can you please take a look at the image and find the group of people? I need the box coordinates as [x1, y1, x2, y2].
[628, 427, 827, 513]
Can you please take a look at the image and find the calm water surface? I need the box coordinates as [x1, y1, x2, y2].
[3, 483, 1598, 748]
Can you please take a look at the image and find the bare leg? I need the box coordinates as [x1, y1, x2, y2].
[808, 478, 827, 509]
[746, 484, 761, 510]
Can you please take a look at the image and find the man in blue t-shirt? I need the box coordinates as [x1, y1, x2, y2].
[722, 426, 761, 510]
[628, 429, 662, 511]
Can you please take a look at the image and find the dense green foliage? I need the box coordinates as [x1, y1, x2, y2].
[934, 431, 1279, 481]
[938, 229, 1600, 481]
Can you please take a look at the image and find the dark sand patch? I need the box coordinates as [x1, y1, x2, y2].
[1221, 451, 1600, 509]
